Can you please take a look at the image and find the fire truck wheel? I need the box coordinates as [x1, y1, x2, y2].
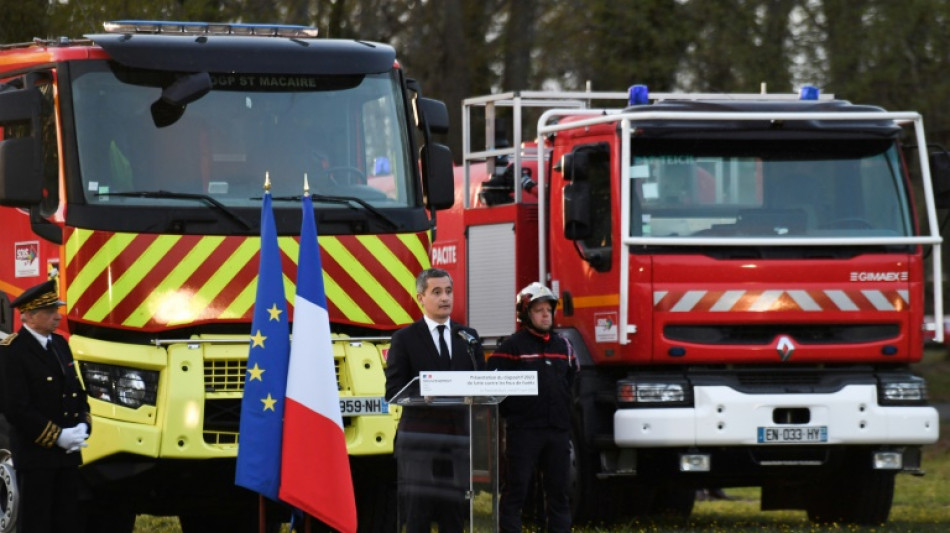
[568, 426, 625, 525]
[0, 450, 16, 533]
[806, 463, 895, 525]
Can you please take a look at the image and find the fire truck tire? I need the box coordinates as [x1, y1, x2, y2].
[0, 449, 16, 533]
[568, 427, 625, 525]
[806, 464, 895, 525]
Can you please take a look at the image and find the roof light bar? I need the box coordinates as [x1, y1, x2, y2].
[103, 20, 319, 38]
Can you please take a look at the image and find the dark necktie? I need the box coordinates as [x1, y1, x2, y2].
[47, 339, 68, 375]
[436, 325, 450, 360]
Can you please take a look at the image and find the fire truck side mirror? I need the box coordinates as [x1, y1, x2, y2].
[0, 87, 43, 207]
[563, 180, 592, 240]
[416, 97, 449, 135]
[928, 148, 950, 209]
[422, 142, 455, 210]
[561, 151, 590, 182]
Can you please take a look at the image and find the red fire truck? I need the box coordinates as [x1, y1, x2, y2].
[0, 20, 454, 533]
[435, 87, 947, 525]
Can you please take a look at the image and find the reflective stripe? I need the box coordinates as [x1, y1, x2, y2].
[324, 237, 413, 325]
[65, 228, 429, 330]
[656, 289, 908, 312]
[85, 235, 180, 321]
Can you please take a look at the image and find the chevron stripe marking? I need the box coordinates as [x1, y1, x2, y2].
[85, 235, 181, 322]
[66, 232, 137, 307]
[654, 289, 908, 313]
[123, 236, 226, 327]
[184, 238, 260, 325]
[322, 236, 413, 324]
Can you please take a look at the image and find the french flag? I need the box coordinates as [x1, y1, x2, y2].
[280, 189, 357, 533]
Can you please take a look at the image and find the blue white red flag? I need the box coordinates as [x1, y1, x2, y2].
[235, 188, 291, 501]
[279, 191, 357, 533]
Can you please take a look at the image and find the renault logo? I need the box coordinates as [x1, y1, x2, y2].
[776, 336, 795, 362]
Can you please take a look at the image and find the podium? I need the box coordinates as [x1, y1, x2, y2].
[389, 371, 535, 533]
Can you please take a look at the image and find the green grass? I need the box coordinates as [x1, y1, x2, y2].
[133, 351, 950, 532]
[133, 442, 950, 532]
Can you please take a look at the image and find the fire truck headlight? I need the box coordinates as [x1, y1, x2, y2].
[878, 375, 929, 406]
[80, 363, 159, 409]
[617, 378, 692, 407]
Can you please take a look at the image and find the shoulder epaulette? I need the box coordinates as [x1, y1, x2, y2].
[0, 332, 17, 346]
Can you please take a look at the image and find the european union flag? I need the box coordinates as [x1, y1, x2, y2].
[235, 187, 291, 501]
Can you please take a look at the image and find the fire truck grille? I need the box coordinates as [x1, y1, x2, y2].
[664, 324, 899, 345]
[201, 358, 344, 446]
[204, 359, 247, 392]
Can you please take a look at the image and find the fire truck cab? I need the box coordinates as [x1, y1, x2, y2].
[0, 21, 453, 533]
[437, 87, 948, 525]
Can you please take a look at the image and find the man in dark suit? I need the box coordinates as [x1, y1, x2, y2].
[0, 279, 91, 533]
[385, 268, 484, 533]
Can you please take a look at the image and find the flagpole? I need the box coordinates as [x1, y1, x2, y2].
[258, 495, 266, 533]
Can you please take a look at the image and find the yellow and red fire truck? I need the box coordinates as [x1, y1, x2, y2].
[0, 20, 454, 533]
[436, 87, 948, 525]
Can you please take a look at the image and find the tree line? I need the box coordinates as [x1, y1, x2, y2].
[3, 0, 950, 158]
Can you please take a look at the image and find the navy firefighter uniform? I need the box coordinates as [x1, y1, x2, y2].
[0, 279, 92, 533]
[487, 282, 578, 533]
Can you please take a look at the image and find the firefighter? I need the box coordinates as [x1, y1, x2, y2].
[487, 282, 577, 533]
[0, 279, 91, 533]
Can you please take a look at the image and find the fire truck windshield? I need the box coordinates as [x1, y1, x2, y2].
[68, 61, 415, 213]
[630, 139, 913, 239]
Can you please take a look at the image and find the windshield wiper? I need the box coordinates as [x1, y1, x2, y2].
[95, 190, 253, 230]
[271, 194, 400, 231]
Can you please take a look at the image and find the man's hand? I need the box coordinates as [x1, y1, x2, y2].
[56, 424, 90, 452]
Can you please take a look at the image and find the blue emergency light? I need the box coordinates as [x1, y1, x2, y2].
[628, 84, 649, 106]
[799, 85, 820, 100]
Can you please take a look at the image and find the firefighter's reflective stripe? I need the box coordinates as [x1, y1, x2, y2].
[654, 289, 909, 313]
[64, 228, 429, 331]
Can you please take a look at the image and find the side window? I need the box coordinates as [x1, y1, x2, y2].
[581, 146, 612, 252]
[563, 142, 612, 272]
[35, 73, 58, 217]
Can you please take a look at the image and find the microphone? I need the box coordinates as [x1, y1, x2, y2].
[457, 329, 479, 346]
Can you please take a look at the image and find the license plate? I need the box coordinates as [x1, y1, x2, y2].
[339, 397, 389, 417]
[757, 426, 827, 444]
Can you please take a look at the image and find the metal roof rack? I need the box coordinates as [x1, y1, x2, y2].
[103, 20, 319, 38]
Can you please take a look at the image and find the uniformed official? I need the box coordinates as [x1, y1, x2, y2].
[0, 279, 91, 533]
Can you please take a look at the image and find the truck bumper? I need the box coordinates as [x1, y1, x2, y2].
[614, 384, 939, 447]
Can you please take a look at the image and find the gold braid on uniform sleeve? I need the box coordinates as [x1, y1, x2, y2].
[36, 421, 62, 448]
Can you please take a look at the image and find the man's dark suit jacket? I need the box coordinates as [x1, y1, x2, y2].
[0, 328, 91, 470]
[384, 318, 485, 533]
[385, 318, 485, 405]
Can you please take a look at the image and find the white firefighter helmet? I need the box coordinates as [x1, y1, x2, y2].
[516, 282, 558, 324]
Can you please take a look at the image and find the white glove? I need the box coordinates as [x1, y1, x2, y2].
[56, 424, 90, 452]
[66, 440, 89, 454]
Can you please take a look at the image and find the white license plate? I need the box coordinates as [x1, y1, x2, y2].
[757, 426, 827, 444]
[339, 397, 389, 417]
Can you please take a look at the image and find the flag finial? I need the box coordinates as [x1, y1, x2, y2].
[304, 173, 310, 197]
[264, 171, 271, 192]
